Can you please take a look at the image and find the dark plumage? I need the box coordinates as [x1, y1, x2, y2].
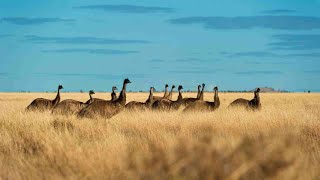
[111, 86, 118, 101]
[199, 83, 205, 100]
[179, 85, 201, 107]
[84, 90, 96, 104]
[77, 79, 131, 119]
[126, 87, 155, 111]
[196, 85, 201, 99]
[153, 84, 169, 101]
[52, 90, 95, 116]
[92, 86, 117, 102]
[152, 85, 183, 111]
[183, 86, 220, 112]
[229, 88, 261, 110]
[26, 85, 63, 112]
[165, 85, 176, 100]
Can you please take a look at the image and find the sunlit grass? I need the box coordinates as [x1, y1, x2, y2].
[0, 92, 319, 179]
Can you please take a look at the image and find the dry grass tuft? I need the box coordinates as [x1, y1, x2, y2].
[0, 92, 319, 179]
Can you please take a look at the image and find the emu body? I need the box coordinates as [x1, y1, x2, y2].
[126, 87, 154, 111]
[52, 90, 95, 116]
[89, 86, 117, 103]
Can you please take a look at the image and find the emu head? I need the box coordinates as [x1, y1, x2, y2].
[178, 85, 183, 91]
[214, 86, 218, 91]
[124, 78, 131, 84]
[202, 83, 205, 88]
[58, 85, 63, 90]
[112, 86, 117, 91]
[256, 88, 260, 93]
[172, 85, 176, 89]
[165, 84, 169, 88]
[254, 88, 260, 98]
[89, 90, 95, 95]
[150, 87, 155, 93]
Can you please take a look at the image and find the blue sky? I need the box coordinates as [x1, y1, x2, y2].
[1, 0, 320, 92]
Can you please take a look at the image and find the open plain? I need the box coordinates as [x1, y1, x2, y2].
[0, 92, 319, 179]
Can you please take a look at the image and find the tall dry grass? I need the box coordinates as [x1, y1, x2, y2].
[0, 92, 320, 179]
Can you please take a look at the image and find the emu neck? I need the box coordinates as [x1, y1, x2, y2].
[149, 89, 153, 101]
[196, 87, 201, 99]
[199, 87, 204, 100]
[177, 90, 182, 101]
[88, 94, 93, 104]
[163, 87, 169, 97]
[214, 90, 218, 98]
[111, 90, 117, 101]
[214, 90, 220, 107]
[52, 88, 60, 106]
[116, 83, 127, 106]
[255, 92, 260, 104]
[168, 88, 174, 99]
[146, 89, 154, 105]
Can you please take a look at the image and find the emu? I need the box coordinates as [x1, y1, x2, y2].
[165, 85, 176, 100]
[179, 85, 202, 107]
[153, 84, 169, 101]
[229, 88, 261, 110]
[26, 85, 63, 111]
[183, 86, 220, 112]
[152, 85, 183, 111]
[199, 83, 205, 100]
[92, 86, 117, 102]
[78, 79, 131, 119]
[125, 87, 155, 111]
[52, 90, 95, 116]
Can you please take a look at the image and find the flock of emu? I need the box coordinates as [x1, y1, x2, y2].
[26, 78, 261, 119]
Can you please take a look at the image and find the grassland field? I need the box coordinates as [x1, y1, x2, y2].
[0, 92, 320, 179]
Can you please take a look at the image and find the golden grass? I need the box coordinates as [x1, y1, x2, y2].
[0, 92, 320, 179]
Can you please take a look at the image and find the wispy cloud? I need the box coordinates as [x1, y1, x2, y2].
[150, 59, 165, 62]
[260, 9, 297, 14]
[223, 51, 279, 58]
[222, 51, 320, 58]
[34, 73, 146, 79]
[175, 58, 201, 62]
[286, 53, 320, 57]
[24, 35, 150, 44]
[168, 16, 320, 30]
[304, 70, 320, 74]
[0, 73, 9, 76]
[235, 71, 283, 75]
[0, 34, 13, 38]
[168, 69, 217, 74]
[150, 58, 203, 63]
[269, 34, 320, 50]
[74, 4, 175, 13]
[1, 17, 75, 25]
[42, 48, 139, 55]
